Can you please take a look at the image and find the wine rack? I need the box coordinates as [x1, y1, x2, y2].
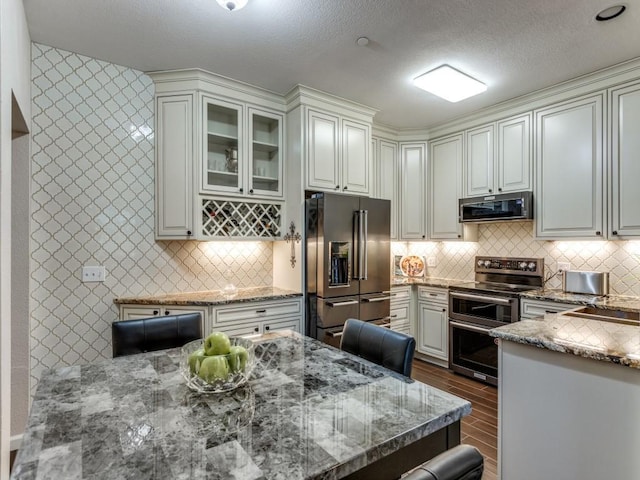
[201, 199, 282, 238]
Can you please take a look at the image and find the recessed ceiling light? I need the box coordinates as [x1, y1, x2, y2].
[216, 0, 248, 12]
[356, 37, 370, 47]
[413, 65, 487, 103]
[595, 4, 626, 21]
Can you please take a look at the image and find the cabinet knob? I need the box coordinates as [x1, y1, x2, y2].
[457, 234, 462, 238]
[613, 230, 618, 235]
[249, 189, 254, 194]
[488, 189, 493, 193]
[164, 310, 170, 316]
[498, 188, 502, 192]
[442, 308, 446, 312]
[254, 327, 259, 332]
[186, 230, 192, 236]
[265, 325, 270, 331]
[153, 310, 159, 315]
[335, 185, 340, 190]
[422, 235, 426, 239]
[343, 186, 348, 190]
[239, 187, 243, 193]
[596, 231, 602, 236]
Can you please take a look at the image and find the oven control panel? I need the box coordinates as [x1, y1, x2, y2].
[475, 257, 543, 275]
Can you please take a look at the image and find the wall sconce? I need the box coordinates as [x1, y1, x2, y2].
[283, 221, 301, 268]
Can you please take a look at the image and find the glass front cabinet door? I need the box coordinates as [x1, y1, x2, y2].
[248, 108, 283, 198]
[203, 97, 244, 194]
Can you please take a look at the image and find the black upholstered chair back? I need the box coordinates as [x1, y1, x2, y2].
[402, 444, 484, 480]
[112, 312, 203, 357]
[340, 318, 416, 377]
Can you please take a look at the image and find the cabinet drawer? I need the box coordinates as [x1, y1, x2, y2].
[119, 305, 208, 322]
[418, 286, 448, 303]
[520, 299, 576, 319]
[213, 299, 303, 325]
[391, 286, 411, 305]
[264, 317, 301, 334]
[390, 305, 409, 322]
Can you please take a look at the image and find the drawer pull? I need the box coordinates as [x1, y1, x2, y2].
[326, 300, 358, 307]
[256, 309, 267, 314]
[429, 293, 439, 297]
[378, 322, 391, 329]
[391, 314, 398, 318]
[327, 330, 343, 338]
[362, 296, 392, 302]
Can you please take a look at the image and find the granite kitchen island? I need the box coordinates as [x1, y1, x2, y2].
[11, 331, 470, 480]
[491, 313, 640, 480]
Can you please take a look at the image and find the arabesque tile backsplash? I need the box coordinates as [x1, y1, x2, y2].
[29, 44, 273, 393]
[393, 222, 640, 295]
[28, 42, 640, 397]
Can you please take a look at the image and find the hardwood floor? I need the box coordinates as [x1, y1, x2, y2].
[412, 359, 498, 480]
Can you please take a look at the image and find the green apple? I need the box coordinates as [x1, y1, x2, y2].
[227, 345, 249, 372]
[197, 355, 229, 383]
[203, 331, 231, 356]
[188, 348, 207, 374]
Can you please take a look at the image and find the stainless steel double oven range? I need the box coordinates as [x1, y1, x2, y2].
[448, 257, 544, 386]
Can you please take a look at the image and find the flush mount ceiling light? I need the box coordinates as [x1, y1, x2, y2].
[413, 65, 487, 103]
[216, 0, 248, 12]
[595, 4, 626, 21]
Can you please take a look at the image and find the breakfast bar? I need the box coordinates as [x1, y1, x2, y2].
[11, 331, 470, 480]
[491, 313, 640, 480]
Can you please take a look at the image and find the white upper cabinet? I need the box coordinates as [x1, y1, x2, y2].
[610, 81, 640, 238]
[535, 94, 604, 239]
[429, 134, 476, 241]
[286, 86, 376, 198]
[399, 143, 427, 240]
[497, 113, 531, 193]
[307, 109, 340, 191]
[202, 96, 244, 195]
[372, 137, 399, 239]
[465, 124, 494, 197]
[156, 95, 194, 239]
[248, 108, 284, 197]
[464, 114, 531, 198]
[341, 119, 370, 194]
[202, 97, 284, 199]
[305, 108, 371, 195]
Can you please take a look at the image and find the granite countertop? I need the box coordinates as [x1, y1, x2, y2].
[391, 276, 466, 288]
[491, 313, 640, 369]
[520, 288, 640, 313]
[113, 286, 302, 306]
[11, 331, 471, 480]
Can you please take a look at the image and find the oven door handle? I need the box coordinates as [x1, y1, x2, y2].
[449, 292, 513, 306]
[450, 321, 493, 334]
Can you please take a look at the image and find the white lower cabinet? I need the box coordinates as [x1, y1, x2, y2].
[416, 287, 449, 363]
[210, 297, 303, 337]
[390, 286, 412, 335]
[118, 297, 303, 338]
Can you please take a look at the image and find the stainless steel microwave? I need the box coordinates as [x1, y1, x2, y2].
[459, 191, 533, 223]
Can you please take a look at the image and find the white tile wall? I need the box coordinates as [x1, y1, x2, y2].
[393, 222, 640, 295]
[29, 44, 273, 393]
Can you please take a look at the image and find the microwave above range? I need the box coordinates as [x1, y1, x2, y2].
[459, 191, 533, 223]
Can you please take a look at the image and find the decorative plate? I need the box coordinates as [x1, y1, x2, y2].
[400, 255, 426, 277]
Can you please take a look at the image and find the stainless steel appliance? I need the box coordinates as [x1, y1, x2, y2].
[306, 193, 391, 348]
[459, 191, 533, 223]
[563, 270, 610, 296]
[449, 256, 544, 385]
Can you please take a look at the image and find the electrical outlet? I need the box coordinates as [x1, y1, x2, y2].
[82, 266, 106, 282]
[557, 262, 571, 274]
[427, 256, 437, 267]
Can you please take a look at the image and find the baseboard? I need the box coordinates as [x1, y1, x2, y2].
[10, 434, 23, 452]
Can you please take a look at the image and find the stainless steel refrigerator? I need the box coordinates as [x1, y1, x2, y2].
[305, 193, 391, 348]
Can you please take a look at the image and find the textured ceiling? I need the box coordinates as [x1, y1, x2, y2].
[23, 0, 640, 129]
